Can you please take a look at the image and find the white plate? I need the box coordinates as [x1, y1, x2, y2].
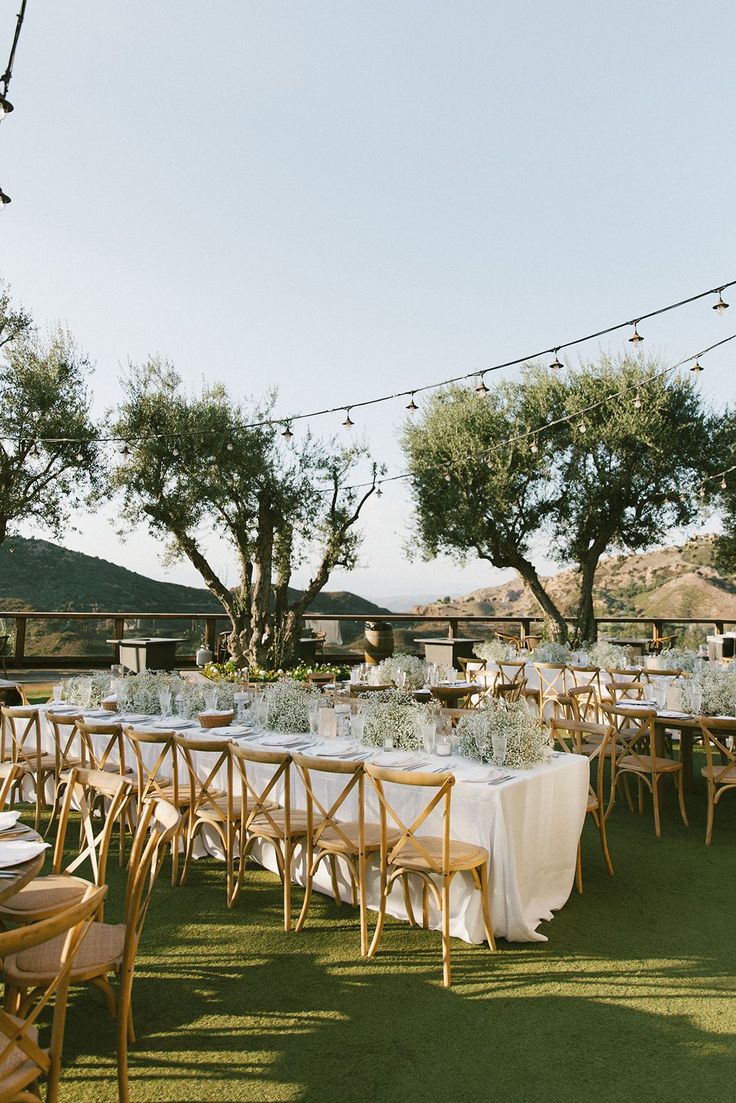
[0, 811, 21, 832]
[0, 840, 49, 869]
[260, 733, 311, 747]
[310, 740, 355, 757]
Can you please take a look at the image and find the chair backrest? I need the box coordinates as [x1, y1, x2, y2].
[0, 884, 107, 1103]
[608, 678, 646, 704]
[642, 668, 683, 682]
[492, 680, 526, 704]
[291, 753, 365, 852]
[123, 799, 181, 960]
[1, 705, 43, 769]
[175, 734, 232, 827]
[600, 703, 657, 766]
[534, 663, 568, 697]
[364, 762, 454, 876]
[606, 667, 641, 684]
[549, 716, 612, 801]
[229, 743, 292, 834]
[564, 684, 600, 723]
[53, 768, 133, 908]
[568, 665, 602, 693]
[47, 709, 85, 774]
[124, 727, 182, 809]
[15, 683, 54, 706]
[76, 719, 127, 775]
[496, 632, 520, 651]
[495, 660, 526, 687]
[0, 761, 22, 810]
[697, 717, 736, 781]
[457, 657, 486, 683]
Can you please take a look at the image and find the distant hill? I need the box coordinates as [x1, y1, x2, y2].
[411, 535, 736, 624]
[0, 537, 390, 657]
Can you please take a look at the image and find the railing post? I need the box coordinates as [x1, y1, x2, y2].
[13, 616, 26, 666]
[520, 617, 531, 642]
[204, 617, 218, 655]
[715, 620, 724, 635]
[448, 619, 458, 639]
[112, 617, 125, 664]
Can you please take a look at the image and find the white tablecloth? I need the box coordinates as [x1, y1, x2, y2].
[38, 709, 588, 944]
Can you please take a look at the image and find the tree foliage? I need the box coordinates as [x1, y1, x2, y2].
[0, 283, 98, 546]
[403, 355, 711, 640]
[107, 359, 379, 667]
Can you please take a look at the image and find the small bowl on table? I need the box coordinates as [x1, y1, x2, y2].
[198, 710, 234, 729]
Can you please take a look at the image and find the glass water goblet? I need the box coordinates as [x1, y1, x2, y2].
[158, 689, 172, 717]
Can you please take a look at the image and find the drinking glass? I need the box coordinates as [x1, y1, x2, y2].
[308, 706, 320, 736]
[350, 714, 365, 743]
[175, 693, 187, 719]
[382, 732, 395, 752]
[158, 689, 172, 717]
[397, 671, 407, 690]
[689, 686, 702, 715]
[203, 686, 218, 712]
[233, 691, 248, 724]
[79, 680, 92, 710]
[52, 682, 64, 703]
[448, 667, 458, 684]
[110, 664, 124, 679]
[421, 722, 437, 754]
[491, 731, 507, 766]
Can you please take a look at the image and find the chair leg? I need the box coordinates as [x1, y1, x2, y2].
[675, 771, 689, 828]
[705, 781, 715, 845]
[358, 853, 368, 958]
[116, 977, 133, 1103]
[328, 854, 341, 905]
[295, 854, 317, 934]
[441, 878, 452, 988]
[401, 872, 417, 926]
[367, 866, 388, 959]
[596, 808, 614, 877]
[652, 775, 662, 838]
[575, 842, 583, 894]
[283, 839, 293, 932]
[478, 862, 496, 952]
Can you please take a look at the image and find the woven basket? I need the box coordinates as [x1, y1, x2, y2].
[102, 699, 118, 712]
[198, 710, 234, 729]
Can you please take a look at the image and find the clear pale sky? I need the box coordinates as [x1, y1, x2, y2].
[0, 1, 733, 604]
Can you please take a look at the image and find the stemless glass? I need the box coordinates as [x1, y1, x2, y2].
[203, 686, 218, 712]
[175, 693, 187, 719]
[350, 714, 365, 743]
[79, 680, 92, 710]
[491, 731, 507, 766]
[421, 722, 437, 754]
[158, 689, 172, 717]
[308, 706, 320, 736]
[52, 682, 64, 703]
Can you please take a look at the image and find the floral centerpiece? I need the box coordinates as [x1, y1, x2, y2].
[583, 641, 629, 670]
[358, 689, 440, 751]
[456, 699, 552, 769]
[289, 662, 351, 683]
[681, 667, 736, 716]
[63, 671, 121, 708]
[375, 653, 428, 690]
[259, 679, 322, 733]
[533, 641, 572, 664]
[115, 671, 186, 714]
[654, 647, 699, 673]
[473, 639, 515, 662]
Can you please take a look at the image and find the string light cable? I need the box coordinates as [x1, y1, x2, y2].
[0, 0, 30, 207]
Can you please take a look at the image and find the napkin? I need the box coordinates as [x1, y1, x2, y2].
[259, 733, 311, 747]
[83, 709, 113, 719]
[310, 740, 355, 757]
[0, 839, 49, 869]
[0, 811, 21, 832]
[455, 766, 498, 783]
[371, 752, 427, 769]
[153, 716, 193, 729]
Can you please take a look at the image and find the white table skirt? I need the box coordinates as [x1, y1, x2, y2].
[38, 709, 588, 944]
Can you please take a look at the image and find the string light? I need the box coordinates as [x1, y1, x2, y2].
[375, 483, 382, 497]
[721, 477, 728, 490]
[281, 422, 293, 440]
[690, 360, 704, 374]
[0, 187, 10, 208]
[226, 440, 234, 451]
[172, 445, 180, 457]
[629, 322, 644, 346]
[633, 392, 642, 409]
[342, 408, 354, 429]
[578, 421, 588, 434]
[406, 394, 418, 413]
[529, 437, 539, 454]
[550, 350, 563, 371]
[475, 374, 489, 395]
[713, 291, 729, 314]
[0, 94, 11, 121]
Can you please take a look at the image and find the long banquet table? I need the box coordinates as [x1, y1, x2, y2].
[38, 707, 589, 944]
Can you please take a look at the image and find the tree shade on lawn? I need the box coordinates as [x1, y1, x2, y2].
[25, 756, 736, 1103]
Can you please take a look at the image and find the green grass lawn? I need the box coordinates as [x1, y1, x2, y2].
[18, 758, 736, 1103]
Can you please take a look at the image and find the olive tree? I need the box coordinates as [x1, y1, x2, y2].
[0, 283, 98, 546]
[108, 359, 379, 668]
[403, 355, 710, 642]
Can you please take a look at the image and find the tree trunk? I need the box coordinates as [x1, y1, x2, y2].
[249, 494, 275, 668]
[575, 536, 609, 643]
[511, 554, 569, 642]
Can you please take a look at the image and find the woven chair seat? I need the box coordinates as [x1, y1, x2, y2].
[193, 793, 280, 823]
[390, 836, 489, 873]
[701, 763, 736, 784]
[314, 821, 397, 854]
[0, 1013, 39, 1081]
[4, 921, 126, 986]
[618, 754, 681, 774]
[248, 809, 310, 839]
[0, 874, 90, 920]
[18, 751, 56, 769]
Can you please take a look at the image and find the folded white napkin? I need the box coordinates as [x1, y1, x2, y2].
[0, 811, 21, 832]
[260, 733, 310, 747]
[0, 839, 49, 869]
[455, 766, 498, 783]
[310, 740, 355, 757]
[371, 752, 426, 769]
[154, 716, 193, 729]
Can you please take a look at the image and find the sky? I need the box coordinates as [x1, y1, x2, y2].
[0, 0, 734, 605]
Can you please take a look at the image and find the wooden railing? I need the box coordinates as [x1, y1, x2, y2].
[0, 609, 733, 670]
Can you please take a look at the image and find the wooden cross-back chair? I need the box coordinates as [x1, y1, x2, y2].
[0, 884, 107, 1103]
[456, 657, 486, 684]
[0, 767, 133, 928]
[291, 754, 384, 956]
[123, 728, 189, 885]
[492, 679, 526, 704]
[533, 663, 569, 720]
[364, 762, 495, 988]
[45, 709, 86, 835]
[549, 717, 614, 891]
[568, 665, 603, 695]
[495, 660, 526, 687]
[0, 761, 23, 812]
[76, 720, 134, 866]
[561, 684, 600, 725]
[2, 799, 181, 1103]
[600, 703, 688, 838]
[15, 684, 54, 707]
[175, 735, 232, 898]
[228, 744, 309, 929]
[697, 717, 736, 845]
[607, 678, 647, 705]
[0, 706, 56, 830]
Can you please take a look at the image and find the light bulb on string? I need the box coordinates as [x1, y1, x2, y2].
[550, 350, 563, 370]
[690, 359, 704, 374]
[721, 477, 728, 490]
[444, 472, 452, 482]
[629, 322, 644, 346]
[226, 439, 234, 452]
[699, 485, 706, 498]
[529, 437, 539, 454]
[406, 394, 418, 413]
[172, 446, 180, 457]
[0, 95, 13, 121]
[375, 483, 382, 498]
[342, 408, 354, 429]
[579, 421, 588, 434]
[713, 290, 729, 314]
[0, 188, 11, 208]
[281, 422, 293, 440]
[475, 374, 489, 395]
[119, 442, 130, 457]
[633, 391, 642, 409]
[75, 451, 84, 462]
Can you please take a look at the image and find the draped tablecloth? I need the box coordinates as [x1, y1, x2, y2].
[38, 709, 588, 944]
